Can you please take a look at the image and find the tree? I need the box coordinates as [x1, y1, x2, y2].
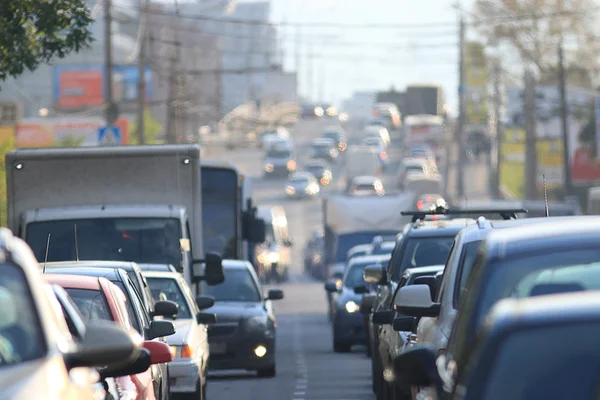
[472, 0, 600, 73]
[129, 109, 163, 144]
[0, 0, 93, 81]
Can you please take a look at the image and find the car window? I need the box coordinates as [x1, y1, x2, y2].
[201, 269, 261, 302]
[392, 237, 454, 281]
[179, 277, 199, 314]
[478, 323, 600, 400]
[146, 277, 192, 319]
[128, 278, 151, 329]
[113, 281, 142, 334]
[453, 240, 483, 306]
[0, 263, 46, 365]
[64, 288, 112, 323]
[108, 283, 133, 329]
[344, 262, 378, 289]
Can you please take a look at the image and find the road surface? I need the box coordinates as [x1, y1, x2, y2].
[203, 118, 490, 400]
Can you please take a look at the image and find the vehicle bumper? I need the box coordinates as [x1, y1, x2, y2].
[168, 359, 201, 393]
[334, 311, 367, 344]
[208, 335, 276, 371]
[264, 166, 293, 177]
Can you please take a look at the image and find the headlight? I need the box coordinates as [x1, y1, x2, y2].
[286, 160, 296, 170]
[312, 254, 321, 264]
[267, 252, 279, 264]
[247, 315, 269, 331]
[345, 301, 359, 313]
[265, 163, 274, 172]
[285, 186, 296, 195]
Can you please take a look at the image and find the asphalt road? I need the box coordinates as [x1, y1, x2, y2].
[203, 118, 490, 400]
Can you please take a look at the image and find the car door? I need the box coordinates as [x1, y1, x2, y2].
[378, 273, 409, 367]
[179, 276, 209, 371]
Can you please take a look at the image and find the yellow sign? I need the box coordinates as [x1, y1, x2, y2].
[465, 41, 488, 125]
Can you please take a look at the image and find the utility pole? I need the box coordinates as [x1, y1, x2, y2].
[318, 60, 325, 103]
[246, 24, 255, 104]
[165, 32, 179, 144]
[524, 69, 538, 200]
[104, 0, 117, 125]
[306, 42, 313, 102]
[491, 60, 502, 199]
[136, 0, 148, 144]
[295, 26, 301, 99]
[456, 17, 466, 198]
[558, 41, 571, 198]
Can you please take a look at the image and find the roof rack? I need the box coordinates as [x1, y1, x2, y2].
[401, 205, 528, 223]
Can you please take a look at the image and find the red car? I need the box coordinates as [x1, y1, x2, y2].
[45, 274, 174, 400]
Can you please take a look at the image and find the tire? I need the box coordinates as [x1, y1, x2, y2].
[257, 365, 276, 377]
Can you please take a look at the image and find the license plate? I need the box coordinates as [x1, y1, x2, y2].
[210, 342, 227, 354]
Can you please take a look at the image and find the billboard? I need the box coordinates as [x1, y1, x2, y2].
[465, 41, 488, 126]
[54, 65, 153, 110]
[16, 117, 129, 148]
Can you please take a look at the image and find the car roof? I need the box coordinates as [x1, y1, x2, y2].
[406, 219, 476, 237]
[484, 291, 600, 340]
[43, 266, 123, 281]
[142, 271, 181, 280]
[138, 264, 177, 272]
[404, 265, 445, 277]
[484, 216, 600, 261]
[313, 138, 335, 144]
[305, 159, 328, 167]
[290, 172, 313, 179]
[352, 175, 378, 183]
[348, 254, 392, 267]
[44, 273, 102, 291]
[380, 241, 396, 249]
[42, 260, 139, 271]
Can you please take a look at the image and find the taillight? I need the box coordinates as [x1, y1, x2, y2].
[372, 109, 379, 117]
[417, 200, 424, 210]
[379, 152, 388, 159]
[181, 344, 194, 359]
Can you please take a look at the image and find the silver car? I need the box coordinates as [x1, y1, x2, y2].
[143, 271, 216, 399]
[285, 172, 320, 198]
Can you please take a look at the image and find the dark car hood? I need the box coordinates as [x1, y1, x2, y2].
[206, 301, 265, 322]
[337, 287, 366, 305]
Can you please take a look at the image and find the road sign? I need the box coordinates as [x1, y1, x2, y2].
[98, 125, 121, 146]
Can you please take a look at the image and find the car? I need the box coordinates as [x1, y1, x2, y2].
[258, 126, 290, 149]
[285, 172, 320, 199]
[138, 264, 178, 273]
[321, 127, 347, 152]
[255, 206, 293, 283]
[396, 158, 432, 189]
[325, 254, 392, 352]
[303, 231, 325, 278]
[301, 104, 322, 118]
[404, 173, 443, 198]
[364, 126, 391, 147]
[397, 216, 600, 399]
[0, 228, 141, 400]
[364, 215, 474, 398]
[143, 271, 217, 400]
[322, 104, 338, 117]
[349, 176, 385, 196]
[263, 139, 296, 178]
[310, 138, 339, 161]
[303, 159, 333, 186]
[416, 194, 446, 211]
[46, 275, 175, 400]
[372, 103, 401, 131]
[367, 238, 396, 256]
[406, 143, 435, 160]
[375, 265, 445, 399]
[200, 260, 284, 377]
[43, 265, 177, 400]
[395, 292, 600, 400]
[361, 136, 389, 168]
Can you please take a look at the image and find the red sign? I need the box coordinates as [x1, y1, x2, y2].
[57, 69, 103, 109]
[571, 147, 600, 183]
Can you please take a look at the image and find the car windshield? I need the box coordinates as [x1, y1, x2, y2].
[406, 165, 424, 172]
[454, 240, 483, 306]
[290, 176, 310, 183]
[313, 143, 331, 149]
[305, 166, 325, 174]
[334, 231, 398, 263]
[347, 249, 368, 262]
[26, 218, 183, 268]
[64, 288, 112, 323]
[392, 237, 454, 281]
[344, 261, 378, 288]
[481, 323, 600, 400]
[146, 278, 192, 319]
[371, 243, 395, 256]
[354, 183, 375, 190]
[0, 263, 46, 366]
[323, 132, 340, 141]
[266, 150, 291, 158]
[201, 269, 261, 302]
[475, 249, 600, 330]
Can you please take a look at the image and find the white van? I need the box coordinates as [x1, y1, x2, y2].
[345, 145, 381, 190]
[254, 206, 293, 282]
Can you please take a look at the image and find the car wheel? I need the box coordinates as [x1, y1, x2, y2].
[257, 365, 276, 377]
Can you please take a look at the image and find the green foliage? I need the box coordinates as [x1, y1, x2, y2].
[0, 137, 15, 227]
[129, 109, 163, 144]
[0, 0, 94, 81]
[55, 135, 86, 147]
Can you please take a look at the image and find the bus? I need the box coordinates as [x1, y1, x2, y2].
[201, 161, 265, 261]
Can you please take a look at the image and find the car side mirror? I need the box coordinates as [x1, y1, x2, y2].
[99, 347, 152, 380]
[267, 289, 284, 300]
[64, 320, 139, 370]
[360, 294, 376, 315]
[151, 300, 179, 318]
[192, 252, 224, 285]
[393, 346, 441, 387]
[412, 275, 438, 300]
[364, 264, 387, 285]
[372, 310, 394, 325]
[196, 312, 217, 325]
[324, 280, 341, 293]
[354, 285, 369, 294]
[394, 285, 441, 318]
[143, 340, 174, 364]
[393, 316, 417, 332]
[148, 320, 175, 340]
[195, 295, 215, 310]
[245, 216, 266, 244]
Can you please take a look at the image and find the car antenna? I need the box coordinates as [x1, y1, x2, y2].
[42, 234, 51, 274]
[74, 224, 80, 262]
[543, 174, 549, 217]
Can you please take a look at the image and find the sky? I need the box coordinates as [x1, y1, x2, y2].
[268, 0, 476, 112]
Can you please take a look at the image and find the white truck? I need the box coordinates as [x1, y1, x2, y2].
[344, 145, 381, 190]
[6, 145, 223, 294]
[322, 193, 414, 279]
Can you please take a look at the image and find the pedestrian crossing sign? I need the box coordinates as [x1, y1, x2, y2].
[98, 126, 121, 146]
